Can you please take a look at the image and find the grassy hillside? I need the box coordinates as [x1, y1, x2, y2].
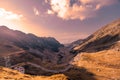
[0, 66, 68, 80]
[69, 19, 120, 80]
[72, 49, 120, 80]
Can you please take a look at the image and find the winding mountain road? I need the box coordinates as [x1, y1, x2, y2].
[10, 62, 73, 73]
[2, 50, 73, 73]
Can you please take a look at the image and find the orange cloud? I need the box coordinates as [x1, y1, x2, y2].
[47, 9, 54, 15]
[47, 0, 119, 20]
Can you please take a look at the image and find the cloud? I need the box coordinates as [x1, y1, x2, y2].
[47, 9, 54, 14]
[33, 7, 40, 16]
[0, 8, 23, 20]
[46, 0, 119, 20]
[0, 8, 24, 31]
[45, 0, 49, 3]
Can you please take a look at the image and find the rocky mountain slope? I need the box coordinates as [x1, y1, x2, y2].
[72, 19, 120, 53]
[0, 26, 62, 53]
[70, 19, 120, 80]
[0, 26, 72, 74]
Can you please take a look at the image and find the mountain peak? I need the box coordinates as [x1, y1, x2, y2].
[0, 25, 10, 30]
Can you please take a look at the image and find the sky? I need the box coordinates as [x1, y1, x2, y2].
[0, 0, 120, 43]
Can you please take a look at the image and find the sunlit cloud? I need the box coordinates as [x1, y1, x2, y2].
[0, 8, 23, 20]
[33, 7, 40, 16]
[47, 9, 54, 15]
[0, 8, 24, 30]
[46, 0, 119, 20]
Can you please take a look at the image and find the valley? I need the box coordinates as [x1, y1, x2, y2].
[0, 19, 120, 80]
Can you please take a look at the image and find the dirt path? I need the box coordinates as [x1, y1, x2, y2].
[10, 62, 72, 73]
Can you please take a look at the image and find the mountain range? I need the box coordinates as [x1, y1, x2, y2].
[0, 19, 120, 80]
[0, 26, 73, 75]
[0, 26, 62, 53]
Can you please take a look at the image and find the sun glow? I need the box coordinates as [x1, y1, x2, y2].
[0, 8, 51, 37]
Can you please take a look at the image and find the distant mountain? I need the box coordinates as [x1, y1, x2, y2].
[0, 26, 63, 55]
[66, 39, 84, 50]
[72, 19, 120, 53]
[0, 26, 72, 75]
